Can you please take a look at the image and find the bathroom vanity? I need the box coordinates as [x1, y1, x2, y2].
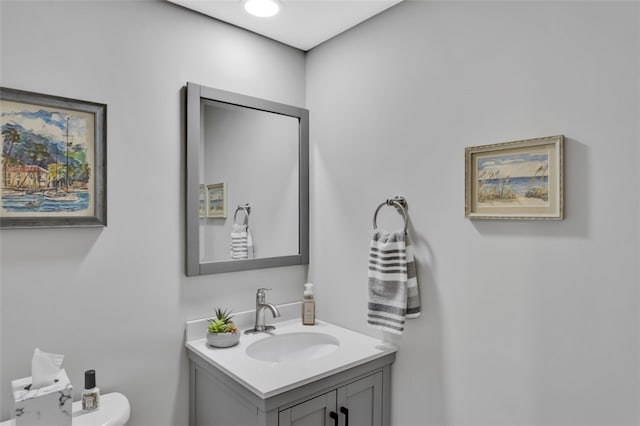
[185, 313, 396, 426]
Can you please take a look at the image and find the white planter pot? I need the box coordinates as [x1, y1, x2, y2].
[207, 332, 240, 348]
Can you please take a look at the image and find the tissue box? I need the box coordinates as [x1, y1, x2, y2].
[11, 369, 72, 426]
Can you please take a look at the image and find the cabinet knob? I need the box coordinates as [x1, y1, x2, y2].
[340, 406, 349, 426]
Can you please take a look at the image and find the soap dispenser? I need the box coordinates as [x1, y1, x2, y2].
[302, 283, 315, 325]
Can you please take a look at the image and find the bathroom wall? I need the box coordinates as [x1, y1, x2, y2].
[0, 1, 306, 424]
[307, 2, 640, 426]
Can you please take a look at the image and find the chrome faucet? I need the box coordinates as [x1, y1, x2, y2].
[245, 288, 281, 334]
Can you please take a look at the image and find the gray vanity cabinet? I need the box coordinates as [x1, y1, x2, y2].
[278, 372, 383, 426]
[187, 351, 394, 426]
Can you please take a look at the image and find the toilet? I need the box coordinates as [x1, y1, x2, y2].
[0, 392, 130, 426]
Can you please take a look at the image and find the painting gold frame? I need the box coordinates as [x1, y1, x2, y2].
[206, 182, 226, 218]
[465, 135, 564, 220]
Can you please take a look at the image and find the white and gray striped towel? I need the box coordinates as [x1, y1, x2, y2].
[230, 223, 254, 260]
[367, 229, 420, 334]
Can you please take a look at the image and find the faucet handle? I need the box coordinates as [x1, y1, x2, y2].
[256, 287, 272, 303]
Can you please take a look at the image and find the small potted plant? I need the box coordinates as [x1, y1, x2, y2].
[207, 308, 240, 348]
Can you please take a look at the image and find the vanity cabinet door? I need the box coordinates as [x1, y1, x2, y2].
[279, 390, 337, 426]
[336, 372, 383, 426]
[279, 372, 383, 426]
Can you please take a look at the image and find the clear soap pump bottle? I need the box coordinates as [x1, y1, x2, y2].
[302, 283, 315, 325]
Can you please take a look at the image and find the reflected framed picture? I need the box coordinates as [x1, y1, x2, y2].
[199, 184, 206, 218]
[206, 182, 226, 218]
[465, 135, 564, 220]
[1, 87, 107, 228]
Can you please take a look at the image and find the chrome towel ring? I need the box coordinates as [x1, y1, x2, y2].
[373, 196, 408, 233]
[233, 204, 251, 225]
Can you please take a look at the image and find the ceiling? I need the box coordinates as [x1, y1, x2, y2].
[167, 0, 404, 51]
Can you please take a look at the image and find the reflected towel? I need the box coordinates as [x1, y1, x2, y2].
[231, 224, 249, 260]
[247, 227, 254, 259]
[367, 230, 420, 334]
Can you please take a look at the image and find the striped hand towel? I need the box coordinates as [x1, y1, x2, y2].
[230, 223, 249, 260]
[246, 227, 254, 259]
[367, 229, 421, 334]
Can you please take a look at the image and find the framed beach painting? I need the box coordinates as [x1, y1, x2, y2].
[1, 87, 106, 228]
[206, 182, 226, 218]
[465, 135, 564, 220]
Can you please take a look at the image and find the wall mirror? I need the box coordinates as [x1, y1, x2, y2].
[186, 82, 309, 275]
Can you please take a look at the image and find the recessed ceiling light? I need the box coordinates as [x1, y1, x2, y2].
[243, 0, 281, 18]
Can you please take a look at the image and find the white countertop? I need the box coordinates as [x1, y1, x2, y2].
[185, 318, 397, 399]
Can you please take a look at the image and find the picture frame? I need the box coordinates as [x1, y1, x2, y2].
[465, 135, 564, 220]
[1, 87, 107, 228]
[199, 184, 206, 218]
[206, 182, 226, 218]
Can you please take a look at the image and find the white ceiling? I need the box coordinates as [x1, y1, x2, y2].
[167, 0, 403, 51]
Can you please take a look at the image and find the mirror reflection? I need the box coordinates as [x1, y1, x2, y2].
[200, 100, 299, 262]
[186, 83, 309, 276]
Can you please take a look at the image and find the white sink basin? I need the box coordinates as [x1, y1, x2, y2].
[246, 332, 340, 363]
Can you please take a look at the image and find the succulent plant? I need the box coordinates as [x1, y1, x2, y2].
[207, 308, 238, 334]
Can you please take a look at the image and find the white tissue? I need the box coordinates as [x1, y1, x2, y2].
[31, 348, 64, 389]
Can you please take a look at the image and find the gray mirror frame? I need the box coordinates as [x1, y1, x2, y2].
[185, 82, 309, 276]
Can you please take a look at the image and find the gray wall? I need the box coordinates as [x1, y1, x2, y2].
[0, 1, 306, 424]
[306, 2, 639, 426]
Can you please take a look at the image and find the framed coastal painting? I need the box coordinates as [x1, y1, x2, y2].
[0, 87, 107, 228]
[206, 182, 226, 218]
[465, 135, 564, 220]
